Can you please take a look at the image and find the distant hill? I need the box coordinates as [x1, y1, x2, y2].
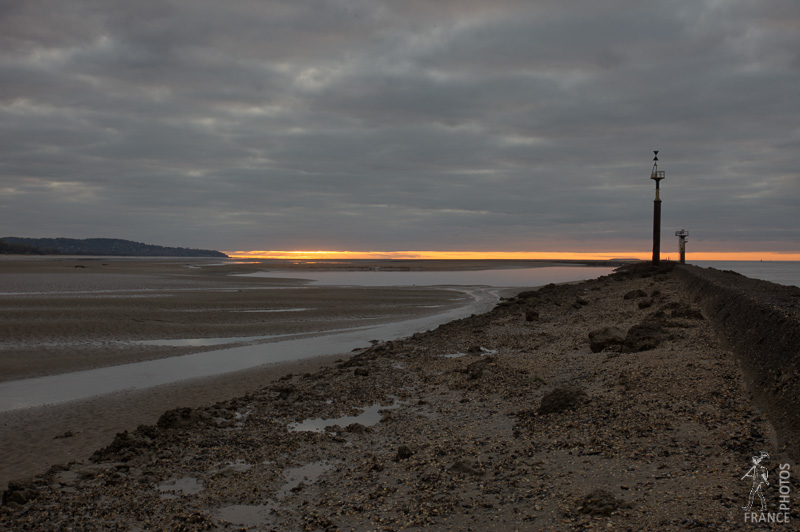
[0, 237, 228, 257]
[0, 239, 45, 255]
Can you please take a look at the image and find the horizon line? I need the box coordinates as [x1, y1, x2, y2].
[223, 250, 800, 261]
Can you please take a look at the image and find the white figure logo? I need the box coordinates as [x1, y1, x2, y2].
[742, 451, 770, 512]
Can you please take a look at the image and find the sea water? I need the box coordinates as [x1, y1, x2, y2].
[689, 261, 800, 288]
[240, 261, 800, 288]
[238, 265, 617, 287]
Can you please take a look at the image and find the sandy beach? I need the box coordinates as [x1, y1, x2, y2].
[2, 259, 798, 530]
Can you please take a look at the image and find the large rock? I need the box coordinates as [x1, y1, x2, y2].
[2, 480, 38, 506]
[156, 407, 211, 430]
[588, 326, 626, 353]
[537, 386, 587, 415]
[450, 460, 484, 476]
[395, 445, 414, 461]
[623, 289, 648, 300]
[579, 489, 628, 516]
[669, 303, 705, 320]
[91, 427, 156, 463]
[623, 321, 664, 352]
[461, 356, 496, 380]
[524, 309, 539, 322]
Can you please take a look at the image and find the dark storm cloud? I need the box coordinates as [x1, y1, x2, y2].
[1, 0, 798, 253]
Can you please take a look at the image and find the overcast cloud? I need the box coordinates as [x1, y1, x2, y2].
[1, 0, 798, 255]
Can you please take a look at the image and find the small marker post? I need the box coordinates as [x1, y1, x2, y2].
[675, 229, 689, 264]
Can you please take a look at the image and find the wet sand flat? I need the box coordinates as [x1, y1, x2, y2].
[0, 258, 473, 382]
[0, 258, 534, 492]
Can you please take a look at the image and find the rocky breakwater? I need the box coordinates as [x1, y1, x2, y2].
[675, 263, 800, 462]
[1, 263, 792, 529]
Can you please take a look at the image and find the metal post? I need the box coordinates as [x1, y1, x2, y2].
[650, 151, 665, 265]
[675, 229, 689, 264]
[653, 191, 661, 264]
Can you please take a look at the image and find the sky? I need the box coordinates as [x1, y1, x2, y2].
[1, 0, 798, 259]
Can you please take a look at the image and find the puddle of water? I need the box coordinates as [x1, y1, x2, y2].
[233, 308, 313, 313]
[443, 347, 496, 358]
[130, 324, 384, 348]
[157, 477, 203, 499]
[289, 402, 400, 433]
[215, 459, 252, 474]
[213, 460, 333, 527]
[277, 461, 332, 498]
[215, 503, 275, 527]
[137, 334, 285, 347]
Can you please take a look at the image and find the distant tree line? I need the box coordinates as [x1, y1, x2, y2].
[0, 239, 46, 254]
[0, 237, 228, 257]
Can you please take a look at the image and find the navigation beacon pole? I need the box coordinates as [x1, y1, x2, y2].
[675, 229, 689, 264]
[650, 151, 665, 265]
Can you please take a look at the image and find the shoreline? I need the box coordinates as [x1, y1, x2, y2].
[3, 262, 799, 529]
[0, 258, 606, 386]
[0, 259, 520, 489]
[0, 353, 351, 494]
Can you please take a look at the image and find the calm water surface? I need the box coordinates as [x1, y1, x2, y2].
[239, 265, 617, 287]
[689, 261, 800, 287]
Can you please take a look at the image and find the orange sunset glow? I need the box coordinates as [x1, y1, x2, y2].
[224, 250, 800, 261]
